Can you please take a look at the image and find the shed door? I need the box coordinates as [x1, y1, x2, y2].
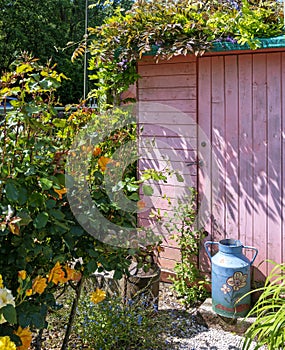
[198, 53, 285, 277]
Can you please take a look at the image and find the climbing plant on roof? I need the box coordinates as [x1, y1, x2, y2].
[81, 0, 284, 106]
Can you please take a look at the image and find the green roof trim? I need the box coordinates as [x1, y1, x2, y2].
[144, 35, 285, 57]
[212, 35, 285, 52]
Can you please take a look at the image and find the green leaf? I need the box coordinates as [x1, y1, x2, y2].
[18, 210, 32, 226]
[142, 184, 154, 196]
[18, 187, 28, 205]
[33, 212, 49, 229]
[42, 246, 53, 260]
[5, 180, 19, 202]
[128, 193, 140, 201]
[70, 226, 84, 237]
[1, 304, 17, 324]
[17, 302, 47, 329]
[175, 172, 184, 183]
[29, 192, 45, 207]
[49, 209, 65, 220]
[46, 199, 56, 209]
[39, 178, 53, 190]
[113, 269, 123, 280]
[53, 118, 67, 128]
[126, 183, 139, 192]
[86, 260, 97, 273]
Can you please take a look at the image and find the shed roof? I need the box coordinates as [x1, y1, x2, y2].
[212, 35, 285, 52]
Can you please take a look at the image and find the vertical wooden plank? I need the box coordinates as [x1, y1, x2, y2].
[224, 55, 239, 238]
[252, 54, 268, 276]
[238, 55, 254, 252]
[266, 53, 282, 271]
[282, 53, 285, 264]
[211, 55, 226, 240]
[197, 56, 213, 272]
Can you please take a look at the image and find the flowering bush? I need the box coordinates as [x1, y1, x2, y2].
[0, 53, 142, 348]
[0, 263, 81, 349]
[0, 52, 166, 348]
[73, 287, 167, 350]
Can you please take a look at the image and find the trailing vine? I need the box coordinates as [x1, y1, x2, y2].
[83, 0, 284, 105]
[164, 188, 210, 307]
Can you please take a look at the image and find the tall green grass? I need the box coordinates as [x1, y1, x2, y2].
[242, 261, 285, 350]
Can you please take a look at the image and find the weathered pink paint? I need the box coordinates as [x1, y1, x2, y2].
[137, 49, 285, 279]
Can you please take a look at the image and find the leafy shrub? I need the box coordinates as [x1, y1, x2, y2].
[242, 261, 285, 350]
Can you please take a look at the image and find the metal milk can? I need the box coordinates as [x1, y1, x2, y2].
[204, 238, 258, 318]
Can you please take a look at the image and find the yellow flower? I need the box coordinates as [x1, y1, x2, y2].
[90, 288, 106, 304]
[18, 270, 27, 280]
[0, 275, 3, 288]
[25, 289, 33, 297]
[0, 336, 16, 350]
[14, 326, 32, 350]
[98, 156, 112, 172]
[32, 276, 47, 295]
[226, 271, 247, 291]
[48, 262, 67, 285]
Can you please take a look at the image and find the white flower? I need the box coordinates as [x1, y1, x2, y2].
[0, 288, 15, 324]
[221, 284, 231, 294]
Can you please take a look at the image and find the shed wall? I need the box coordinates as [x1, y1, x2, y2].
[137, 55, 198, 275]
[137, 50, 285, 279]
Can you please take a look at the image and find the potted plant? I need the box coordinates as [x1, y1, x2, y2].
[121, 241, 162, 307]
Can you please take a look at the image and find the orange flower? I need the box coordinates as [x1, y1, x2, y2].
[64, 266, 82, 282]
[90, 288, 106, 304]
[14, 326, 32, 350]
[48, 262, 67, 285]
[53, 187, 67, 200]
[25, 289, 33, 297]
[98, 156, 112, 172]
[18, 271, 27, 280]
[32, 276, 47, 295]
[93, 147, 102, 157]
[137, 200, 146, 210]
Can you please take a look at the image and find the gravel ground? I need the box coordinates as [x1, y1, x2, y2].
[159, 283, 266, 350]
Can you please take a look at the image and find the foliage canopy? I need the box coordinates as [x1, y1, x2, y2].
[86, 0, 284, 104]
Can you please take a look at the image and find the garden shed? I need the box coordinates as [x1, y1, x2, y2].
[137, 37, 285, 281]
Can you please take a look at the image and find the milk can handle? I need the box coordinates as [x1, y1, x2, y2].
[204, 241, 219, 261]
[243, 245, 258, 265]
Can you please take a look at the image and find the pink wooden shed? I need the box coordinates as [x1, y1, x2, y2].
[137, 38, 285, 282]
